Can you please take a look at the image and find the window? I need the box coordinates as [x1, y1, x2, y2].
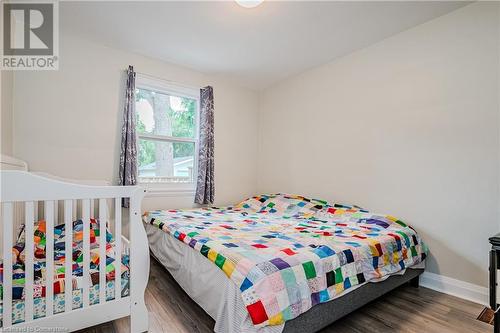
[135, 75, 199, 192]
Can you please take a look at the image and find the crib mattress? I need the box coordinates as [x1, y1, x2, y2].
[0, 218, 130, 327]
[0, 277, 129, 325]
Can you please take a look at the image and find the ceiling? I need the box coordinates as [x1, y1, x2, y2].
[61, 1, 468, 90]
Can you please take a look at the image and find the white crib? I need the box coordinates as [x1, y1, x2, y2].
[1, 170, 149, 332]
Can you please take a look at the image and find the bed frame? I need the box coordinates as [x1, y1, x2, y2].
[283, 268, 423, 333]
[1, 170, 149, 332]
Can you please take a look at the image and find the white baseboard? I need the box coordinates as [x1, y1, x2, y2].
[420, 271, 489, 306]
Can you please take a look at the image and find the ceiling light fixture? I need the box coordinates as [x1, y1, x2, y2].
[235, 0, 264, 9]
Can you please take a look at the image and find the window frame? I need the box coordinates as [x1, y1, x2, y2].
[135, 74, 200, 196]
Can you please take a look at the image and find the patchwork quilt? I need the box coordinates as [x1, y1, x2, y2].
[0, 219, 130, 324]
[144, 194, 427, 328]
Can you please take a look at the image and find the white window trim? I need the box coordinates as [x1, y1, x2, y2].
[135, 74, 200, 197]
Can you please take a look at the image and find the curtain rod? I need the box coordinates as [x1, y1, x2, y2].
[134, 71, 203, 91]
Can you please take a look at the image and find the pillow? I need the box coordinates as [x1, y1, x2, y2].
[236, 193, 370, 220]
[235, 194, 274, 211]
[237, 193, 329, 218]
[259, 194, 328, 216]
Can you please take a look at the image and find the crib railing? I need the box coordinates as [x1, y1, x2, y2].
[0, 171, 149, 332]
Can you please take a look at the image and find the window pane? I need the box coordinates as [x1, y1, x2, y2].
[135, 87, 196, 138]
[138, 139, 195, 183]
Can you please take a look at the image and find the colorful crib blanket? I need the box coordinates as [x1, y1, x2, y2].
[0, 219, 130, 303]
[144, 194, 427, 328]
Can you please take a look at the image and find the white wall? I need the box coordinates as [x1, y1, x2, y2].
[12, 30, 259, 209]
[1, 70, 14, 155]
[259, 2, 500, 287]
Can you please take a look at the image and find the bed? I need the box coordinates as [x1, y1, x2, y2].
[143, 194, 427, 333]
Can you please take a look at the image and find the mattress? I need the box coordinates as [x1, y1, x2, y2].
[144, 194, 427, 333]
[0, 219, 130, 326]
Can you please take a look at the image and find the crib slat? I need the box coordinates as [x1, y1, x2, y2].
[98, 199, 107, 304]
[45, 201, 55, 316]
[3, 202, 13, 327]
[25, 201, 35, 321]
[82, 199, 91, 307]
[64, 200, 73, 312]
[114, 197, 122, 300]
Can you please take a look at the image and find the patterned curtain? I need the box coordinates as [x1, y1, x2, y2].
[195, 86, 215, 205]
[118, 65, 137, 208]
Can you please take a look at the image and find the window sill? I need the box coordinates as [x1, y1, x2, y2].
[139, 182, 195, 198]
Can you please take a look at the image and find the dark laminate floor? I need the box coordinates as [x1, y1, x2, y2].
[78, 258, 491, 333]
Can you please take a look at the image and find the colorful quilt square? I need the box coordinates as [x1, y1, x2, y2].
[302, 261, 316, 279]
[247, 300, 269, 325]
